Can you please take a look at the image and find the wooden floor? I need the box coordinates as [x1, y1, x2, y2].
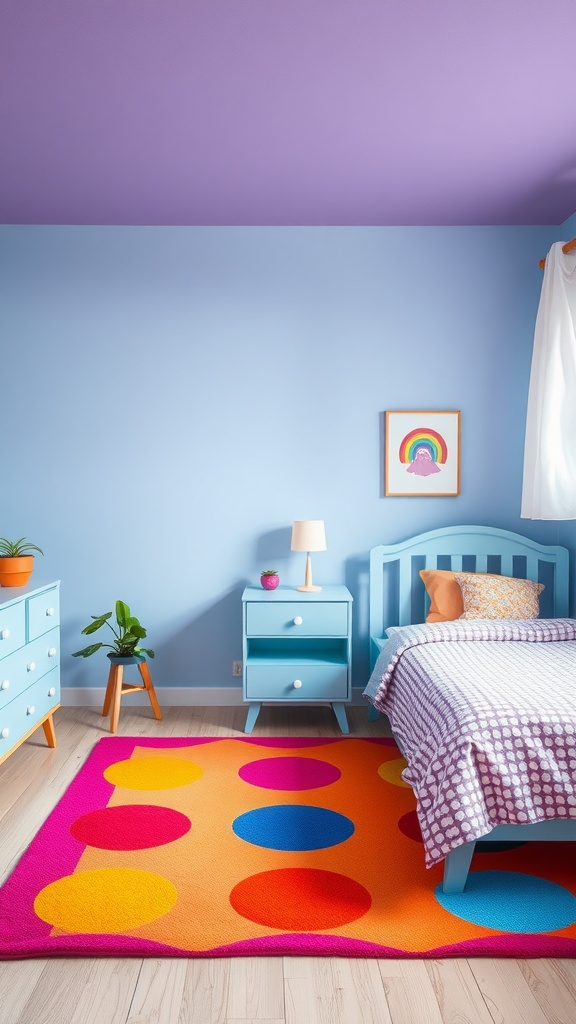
[1, 704, 575, 1024]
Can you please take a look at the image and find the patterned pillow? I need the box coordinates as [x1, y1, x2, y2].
[454, 572, 544, 620]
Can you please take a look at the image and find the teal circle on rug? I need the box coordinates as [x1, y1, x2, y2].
[232, 805, 354, 851]
[435, 871, 576, 933]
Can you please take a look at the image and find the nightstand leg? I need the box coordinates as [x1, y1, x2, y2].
[244, 702, 262, 734]
[368, 706, 380, 722]
[332, 702, 350, 734]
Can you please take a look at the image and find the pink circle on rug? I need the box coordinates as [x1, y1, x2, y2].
[398, 809, 423, 843]
[70, 804, 192, 850]
[238, 757, 341, 790]
[230, 868, 372, 930]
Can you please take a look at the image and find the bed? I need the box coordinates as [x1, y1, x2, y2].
[363, 524, 576, 893]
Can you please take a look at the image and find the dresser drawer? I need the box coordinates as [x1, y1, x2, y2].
[245, 663, 349, 701]
[27, 588, 60, 640]
[0, 627, 60, 706]
[246, 602, 348, 637]
[0, 601, 26, 659]
[0, 668, 60, 758]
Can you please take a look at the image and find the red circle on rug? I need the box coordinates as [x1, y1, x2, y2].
[230, 868, 371, 930]
[70, 804, 192, 850]
[238, 757, 341, 790]
[398, 809, 423, 843]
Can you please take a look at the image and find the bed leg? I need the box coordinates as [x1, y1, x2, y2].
[442, 841, 476, 894]
[368, 706, 380, 721]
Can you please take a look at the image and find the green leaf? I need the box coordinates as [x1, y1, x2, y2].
[137, 647, 155, 659]
[82, 614, 111, 635]
[72, 642, 103, 658]
[115, 601, 131, 628]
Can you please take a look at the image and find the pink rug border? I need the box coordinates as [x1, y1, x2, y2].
[2, 736, 576, 960]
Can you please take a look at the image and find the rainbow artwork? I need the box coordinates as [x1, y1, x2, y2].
[399, 427, 447, 478]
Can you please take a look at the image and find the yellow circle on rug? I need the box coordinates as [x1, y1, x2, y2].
[104, 756, 203, 790]
[34, 868, 178, 933]
[377, 757, 411, 788]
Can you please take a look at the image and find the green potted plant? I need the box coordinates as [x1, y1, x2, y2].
[72, 600, 154, 663]
[0, 537, 44, 587]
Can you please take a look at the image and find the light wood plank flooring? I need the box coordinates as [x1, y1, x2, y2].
[0, 705, 575, 1024]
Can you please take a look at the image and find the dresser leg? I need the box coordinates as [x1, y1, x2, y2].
[42, 714, 57, 748]
[244, 702, 262, 734]
[332, 703, 350, 734]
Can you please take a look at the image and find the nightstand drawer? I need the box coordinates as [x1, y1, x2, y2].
[246, 602, 348, 637]
[245, 664, 349, 701]
[28, 588, 60, 640]
[0, 602, 26, 659]
[0, 668, 60, 757]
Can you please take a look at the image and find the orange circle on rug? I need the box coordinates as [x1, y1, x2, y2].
[377, 758, 411, 788]
[103, 756, 202, 790]
[230, 868, 371, 931]
[34, 868, 178, 933]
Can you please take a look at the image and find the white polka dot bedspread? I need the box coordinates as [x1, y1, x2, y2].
[363, 619, 576, 867]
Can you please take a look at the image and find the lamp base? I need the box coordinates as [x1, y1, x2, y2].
[297, 584, 322, 592]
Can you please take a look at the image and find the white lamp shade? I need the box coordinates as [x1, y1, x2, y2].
[291, 520, 327, 552]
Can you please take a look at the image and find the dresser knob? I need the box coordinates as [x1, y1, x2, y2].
[293, 616, 303, 626]
[27, 705, 35, 715]
[48, 647, 57, 657]
[1, 680, 9, 691]
[46, 607, 55, 617]
[27, 662, 36, 672]
[293, 679, 303, 689]
[0, 629, 9, 640]
[48, 687, 56, 697]
[1, 728, 9, 739]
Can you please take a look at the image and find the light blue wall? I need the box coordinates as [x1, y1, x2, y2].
[0, 225, 559, 690]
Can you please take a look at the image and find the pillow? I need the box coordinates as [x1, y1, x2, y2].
[454, 572, 544, 620]
[419, 569, 464, 623]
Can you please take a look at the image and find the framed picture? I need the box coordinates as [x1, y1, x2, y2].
[385, 410, 461, 496]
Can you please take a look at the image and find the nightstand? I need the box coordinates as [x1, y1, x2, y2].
[241, 584, 353, 734]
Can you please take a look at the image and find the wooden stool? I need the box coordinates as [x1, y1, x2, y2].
[102, 656, 162, 733]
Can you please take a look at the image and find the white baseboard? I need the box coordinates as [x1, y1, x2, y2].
[62, 687, 369, 708]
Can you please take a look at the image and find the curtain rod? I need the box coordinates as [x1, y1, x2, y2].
[539, 237, 576, 269]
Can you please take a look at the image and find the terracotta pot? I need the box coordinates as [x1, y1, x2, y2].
[0, 555, 34, 587]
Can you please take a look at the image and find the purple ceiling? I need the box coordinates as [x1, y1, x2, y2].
[2, 1, 575, 226]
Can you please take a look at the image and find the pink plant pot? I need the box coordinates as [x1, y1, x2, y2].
[260, 574, 280, 590]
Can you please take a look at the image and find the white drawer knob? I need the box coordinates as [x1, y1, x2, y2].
[27, 705, 35, 715]
[1, 629, 10, 640]
[46, 607, 55, 617]
[1, 680, 9, 691]
[48, 687, 56, 697]
[27, 662, 36, 672]
[293, 616, 303, 626]
[48, 647, 57, 657]
[293, 679, 303, 689]
[1, 728, 9, 739]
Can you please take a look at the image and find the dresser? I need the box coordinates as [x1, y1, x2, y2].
[0, 581, 61, 766]
[241, 584, 353, 734]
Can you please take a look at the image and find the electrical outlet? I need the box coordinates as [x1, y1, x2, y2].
[232, 661, 242, 677]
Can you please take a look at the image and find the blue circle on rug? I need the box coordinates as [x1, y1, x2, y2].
[232, 805, 354, 851]
[435, 871, 576, 933]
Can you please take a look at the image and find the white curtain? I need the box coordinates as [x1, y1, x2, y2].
[521, 241, 576, 519]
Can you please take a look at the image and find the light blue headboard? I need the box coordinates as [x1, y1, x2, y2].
[369, 524, 570, 669]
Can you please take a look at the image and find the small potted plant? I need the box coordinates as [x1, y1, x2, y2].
[260, 569, 280, 591]
[0, 537, 44, 587]
[72, 600, 154, 662]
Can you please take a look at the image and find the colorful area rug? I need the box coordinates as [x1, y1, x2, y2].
[1, 736, 576, 959]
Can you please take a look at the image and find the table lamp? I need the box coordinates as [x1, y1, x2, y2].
[291, 520, 327, 592]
